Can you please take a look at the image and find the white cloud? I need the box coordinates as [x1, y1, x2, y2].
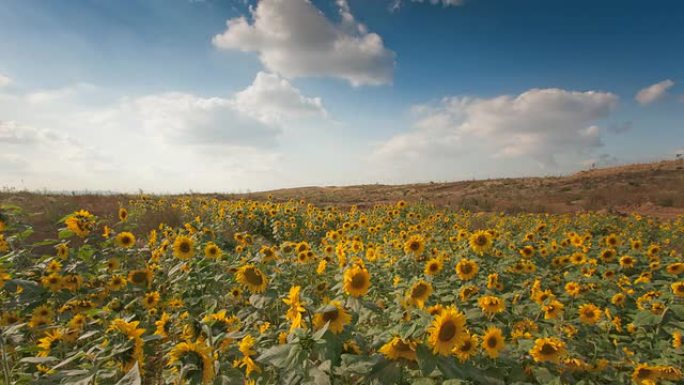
[635, 79, 674, 105]
[212, 0, 395, 86]
[0, 73, 10, 87]
[411, 0, 464, 6]
[233, 72, 326, 124]
[0, 72, 329, 192]
[390, 0, 464, 11]
[374, 88, 618, 169]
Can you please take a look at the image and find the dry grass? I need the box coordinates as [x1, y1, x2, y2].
[1, 159, 683, 239]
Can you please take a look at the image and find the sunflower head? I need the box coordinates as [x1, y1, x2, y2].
[235, 264, 268, 293]
[427, 306, 468, 356]
[343, 264, 371, 297]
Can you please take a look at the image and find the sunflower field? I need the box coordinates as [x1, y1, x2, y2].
[0, 198, 683, 385]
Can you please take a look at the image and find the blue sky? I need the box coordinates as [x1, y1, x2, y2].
[0, 0, 682, 192]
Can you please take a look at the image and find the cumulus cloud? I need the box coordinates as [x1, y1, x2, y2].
[635, 79, 674, 105]
[212, 0, 395, 86]
[233, 72, 326, 124]
[0, 73, 10, 87]
[374, 88, 618, 168]
[0, 72, 329, 191]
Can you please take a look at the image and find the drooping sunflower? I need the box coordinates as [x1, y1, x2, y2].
[313, 301, 352, 334]
[168, 339, 215, 385]
[107, 318, 145, 373]
[469, 230, 493, 255]
[55, 243, 69, 259]
[542, 300, 565, 320]
[482, 326, 505, 358]
[236, 335, 260, 377]
[631, 363, 659, 385]
[404, 280, 431, 309]
[173, 235, 195, 260]
[37, 329, 63, 357]
[478, 295, 505, 318]
[427, 306, 468, 355]
[118, 207, 128, 222]
[455, 259, 479, 281]
[64, 210, 95, 237]
[235, 264, 268, 293]
[529, 337, 566, 363]
[578, 303, 602, 324]
[283, 285, 306, 332]
[424, 258, 443, 276]
[453, 333, 479, 362]
[114, 232, 135, 248]
[343, 264, 371, 297]
[379, 337, 418, 361]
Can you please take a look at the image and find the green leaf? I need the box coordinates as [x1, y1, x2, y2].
[59, 230, 75, 239]
[20, 356, 59, 364]
[416, 344, 437, 376]
[257, 344, 293, 368]
[532, 367, 560, 385]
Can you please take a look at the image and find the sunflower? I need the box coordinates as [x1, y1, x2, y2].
[107, 319, 145, 373]
[529, 337, 566, 363]
[453, 333, 479, 362]
[542, 300, 565, 320]
[404, 235, 425, 256]
[469, 230, 493, 255]
[482, 326, 505, 358]
[236, 335, 260, 377]
[313, 301, 351, 334]
[619, 255, 636, 269]
[128, 268, 153, 288]
[55, 243, 69, 259]
[478, 295, 505, 318]
[519, 245, 535, 258]
[667, 281, 684, 297]
[379, 337, 418, 361]
[427, 306, 468, 355]
[424, 258, 443, 276]
[173, 235, 195, 260]
[204, 242, 222, 259]
[666, 262, 684, 275]
[455, 259, 479, 281]
[406, 280, 433, 309]
[64, 210, 95, 237]
[564, 282, 581, 297]
[41, 273, 62, 292]
[235, 264, 268, 293]
[343, 264, 371, 297]
[115, 232, 136, 248]
[283, 285, 306, 332]
[168, 339, 215, 385]
[142, 291, 160, 309]
[109, 275, 127, 291]
[37, 329, 63, 357]
[1, 312, 22, 326]
[578, 303, 602, 324]
[631, 364, 659, 385]
[118, 207, 128, 222]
